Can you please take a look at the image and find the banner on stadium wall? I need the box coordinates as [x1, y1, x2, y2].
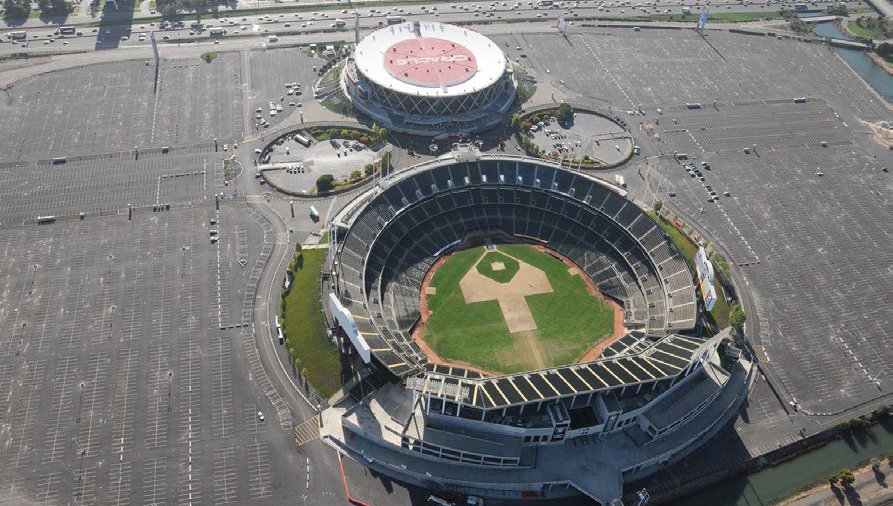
[328, 293, 370, 363]
[694, 246, 717, 312]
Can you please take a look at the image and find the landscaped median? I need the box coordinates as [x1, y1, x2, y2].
[280, 243, 342, 398]
[648, 208, 735, 331]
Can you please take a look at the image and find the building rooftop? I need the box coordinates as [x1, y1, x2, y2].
[353, 21, 507, 98]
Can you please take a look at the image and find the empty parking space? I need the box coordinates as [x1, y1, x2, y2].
[247, 49, 323, 130]
[0, 205, 304, 504]
[0, 55, 242, 163]
[497, 29, 888, 122]
[0, 152, 220, 225]
[649, 145, 891, 414]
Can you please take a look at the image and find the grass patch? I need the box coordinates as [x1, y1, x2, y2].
[320, 93, 355, 116]
[476, 250, 520, 283]
[200, 51, 217, 62]
[423, 244, 614, 374]
[847, 17, 890, 39]
[281, 247, 341, 397]
[648, 211, 730, 330]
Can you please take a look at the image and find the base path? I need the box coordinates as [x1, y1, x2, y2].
[459, 252, 552, 333]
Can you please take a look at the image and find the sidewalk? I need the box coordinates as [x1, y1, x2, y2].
[784, 461, 893, 506]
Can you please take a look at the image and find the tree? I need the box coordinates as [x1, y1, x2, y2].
[510, 113, 522, 133]
[37, 0, 69, 16]
[836, 468, 855, 485]
[316, 174, 335, 193]
[827, 3, 848, 16]
[729, 302, 746, 331]
[653, 199, 663, 215]
[877, 42, 893, 60]
[556, 102, 573, 123]
[364, 163, 374, 176]
[709, 251, 732, 285]
[349, 170, 362, 182]
[3, 0, 31, 19]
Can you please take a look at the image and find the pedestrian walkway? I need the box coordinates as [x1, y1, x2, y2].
[294, 415, 321, 447]
[784, 462, 893, 506]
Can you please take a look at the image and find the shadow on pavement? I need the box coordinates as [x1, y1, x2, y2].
[95, 1, 134, 50]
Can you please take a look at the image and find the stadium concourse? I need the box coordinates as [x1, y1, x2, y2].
[320, 147, 753, 504]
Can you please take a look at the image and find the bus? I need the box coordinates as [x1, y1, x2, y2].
[293, 133, 311, 147]
[386, 15, 405, 25]
[209, 27, 226, 37]
[308, 206, 320, 221]
[56, 25, 76, 35]
[6, 31, 27, 40]
[537, 0, 554, 6]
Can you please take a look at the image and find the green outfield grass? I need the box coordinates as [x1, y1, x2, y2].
[476, 250, 520, 283]
[422, 244, 614, 374]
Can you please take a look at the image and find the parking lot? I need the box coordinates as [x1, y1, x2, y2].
[0, 205, 305, 504]
[495, 28, 888, 122]
[247, 48, 324, 130]
[527, 110, 632, 165]
[641, 142, 891, 415]
[0, 150, 219, 225]
[0, 55, 242, 161]
[263, 136, 379, 193]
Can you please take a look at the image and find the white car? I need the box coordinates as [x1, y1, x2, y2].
[257, 411, 265, 421]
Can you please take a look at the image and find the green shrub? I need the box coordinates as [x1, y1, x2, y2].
[316, 174, 335, 193]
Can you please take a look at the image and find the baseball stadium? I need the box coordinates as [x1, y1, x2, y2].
[341, 21, 517, 135]
[320, 147, 753, 504]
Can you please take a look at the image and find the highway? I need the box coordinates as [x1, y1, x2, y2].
[0, 0, 868, 57]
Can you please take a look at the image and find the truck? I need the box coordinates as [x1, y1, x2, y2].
[614, 174, 626, 189]
[56, 25, 76, 35]
[334, 18, 346, 28]
[6, 31, 27, 41]
[794, 2, 808, 11]
[209, 27, 226, 37]
[386, 15, 405, 25]
[537, 0, 554, 5]
[682, 6, 691, 14]
[308, 205, 320, 221]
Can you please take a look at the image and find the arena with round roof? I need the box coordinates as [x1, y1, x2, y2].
[342, 21, 517, 136]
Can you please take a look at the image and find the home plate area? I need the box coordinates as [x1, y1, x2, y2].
[459, 251, 552, 333]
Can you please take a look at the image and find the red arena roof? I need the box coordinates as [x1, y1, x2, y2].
[383, 37, 478, 87]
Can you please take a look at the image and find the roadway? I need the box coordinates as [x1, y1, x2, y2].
[0, 0, 870, 57]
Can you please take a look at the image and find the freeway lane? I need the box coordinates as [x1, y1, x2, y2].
[0, 0, 869, 57]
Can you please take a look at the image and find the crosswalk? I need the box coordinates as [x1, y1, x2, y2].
[294, 416, 320, 448]
[245, 194, 268, 204]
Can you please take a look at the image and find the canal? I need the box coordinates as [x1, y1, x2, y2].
[810, 20, 893, 102]
[666, 419, 893, 506]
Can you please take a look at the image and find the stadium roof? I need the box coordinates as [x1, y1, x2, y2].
[411, 335, 708, 410]
[354, 21, 507, 98]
